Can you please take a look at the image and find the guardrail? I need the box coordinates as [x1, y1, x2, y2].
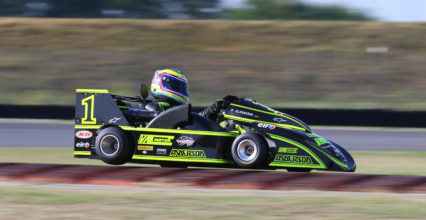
[1, 104, 425, 128]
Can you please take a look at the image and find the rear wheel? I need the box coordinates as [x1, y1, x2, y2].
[95, 127, 134, 165]
[231, 133, 267, 168]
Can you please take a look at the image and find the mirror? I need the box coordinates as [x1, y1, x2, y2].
[139, 84, 148, 100]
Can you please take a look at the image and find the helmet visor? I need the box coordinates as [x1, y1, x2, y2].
[162, 74, 188, 97]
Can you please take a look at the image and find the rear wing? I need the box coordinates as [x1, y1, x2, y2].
[75, 89, 129, 126]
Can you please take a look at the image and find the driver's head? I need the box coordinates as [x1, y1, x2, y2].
[151, 69, 189, 105]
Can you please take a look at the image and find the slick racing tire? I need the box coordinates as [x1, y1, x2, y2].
[95, 127, 134, 165]
[231, 132, 267, 168]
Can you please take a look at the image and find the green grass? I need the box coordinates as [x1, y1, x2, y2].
[351, 151, 426, 176]
[0, 148, 425, 175]
[1, 18, 426, 109]
[1, 148, 426, 219]
[1, 183, 426, 219]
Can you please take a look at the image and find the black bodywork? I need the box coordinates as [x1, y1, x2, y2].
[74, 89, 356, 172]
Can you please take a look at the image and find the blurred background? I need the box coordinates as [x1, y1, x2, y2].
[1, 1, 426, 218]
[0, 0, 425, 110]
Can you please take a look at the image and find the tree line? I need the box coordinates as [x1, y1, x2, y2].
[0, 0, 372, 20]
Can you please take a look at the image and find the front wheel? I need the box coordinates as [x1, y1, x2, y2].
[95, 127, 134, 165]
[231, 132, 267, 168]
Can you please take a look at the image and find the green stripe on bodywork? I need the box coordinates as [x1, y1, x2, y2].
[74, 151, 91, 156]
[132, 155, 232, 164]
[223, 114, 306, 132]
[315, 148, 349, 169]
[230, 103, 311, 132]
[74, 125, 238, 137]
[75, 125, 102, 129]
[76, 89, 109, 93]
[267, 133, 327, 169]
[121, 126, 238, 137]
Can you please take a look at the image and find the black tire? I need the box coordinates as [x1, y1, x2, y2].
[231, 132, 267, 168]
[95, 127, 134, 165]
[286, 168, 312, 172]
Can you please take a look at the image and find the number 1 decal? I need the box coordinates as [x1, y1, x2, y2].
[81, 95, 96, 124]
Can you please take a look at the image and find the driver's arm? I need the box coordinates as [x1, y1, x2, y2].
[199, 95, 238, 122]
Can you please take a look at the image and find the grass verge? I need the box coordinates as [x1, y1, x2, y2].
[1, 148, 425, 219]
[0, 183, 426, 219]
[0, 148, 425, 175]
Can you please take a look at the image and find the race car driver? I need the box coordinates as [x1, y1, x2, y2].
[146, 68, 189, 112]
[148, 69, 237, 123]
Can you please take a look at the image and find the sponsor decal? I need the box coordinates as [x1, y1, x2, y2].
[138, 134, 174, 146]
[176, 136, 195, 147]
[108, 117, 121, 124]
[75, 130, 93, 139]
[314, 138, 329, 146]
[75, 142, 90, 148]
[235, 110, 253, 117]
[257, 123, 276, 130]
[138, 145, 154, 151]
[278, 147, 298, 154]
[169, 149, 206, 159]
[273, 155, 313, 164]
[306, 133, 318, 138]
[273, 117, 287, 123]
[156, 148, 167, 155]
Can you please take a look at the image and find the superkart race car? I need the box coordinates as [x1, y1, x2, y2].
[74, 85, 356, 172]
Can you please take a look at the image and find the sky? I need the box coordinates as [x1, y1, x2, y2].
[220, 0, 426, 22]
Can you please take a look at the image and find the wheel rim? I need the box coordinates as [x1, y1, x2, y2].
[237, 140, 257, 162]
[100, 135, 120, 156]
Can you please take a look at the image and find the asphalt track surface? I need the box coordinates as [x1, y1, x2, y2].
[1, 162, 426, 193]
[0, 119, 425, 151]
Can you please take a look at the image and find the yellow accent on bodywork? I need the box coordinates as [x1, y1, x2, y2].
[74, 125, 238, 137]
[132, 155, 231, 164]
[75, 125, 102, 129]
[74, 151, 91, 156]
[267, 133, 327, 169]
[223, 114, 306, 132]
[76, 89, 109, 93]
[81, 95, 97, 124]
[230, 103, 311, 132]
[121, 126, 238, 137]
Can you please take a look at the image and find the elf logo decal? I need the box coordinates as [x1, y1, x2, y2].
[257, 123, 276, 130]
[75, 130, 93, 139]
[138, 134, 174, 146]
[169, 149, 206, 158]
[75, 142, 90, 148]
[176, 136, 195, 147]
[273, 155, 313, 164]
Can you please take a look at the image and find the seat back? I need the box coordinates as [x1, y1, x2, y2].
[146, 104, 192, 128]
